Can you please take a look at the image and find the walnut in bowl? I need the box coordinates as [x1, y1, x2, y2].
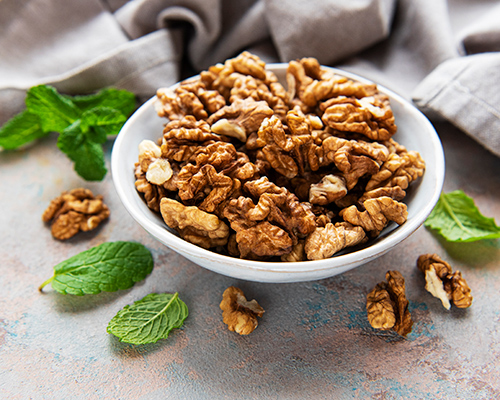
[111, 53, 444, 283]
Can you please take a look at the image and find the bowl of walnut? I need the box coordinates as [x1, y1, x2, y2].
[111, 52, 444, 283]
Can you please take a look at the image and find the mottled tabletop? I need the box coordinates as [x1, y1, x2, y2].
[1, 118, 499, 400]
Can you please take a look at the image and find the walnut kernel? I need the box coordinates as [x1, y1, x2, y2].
[42, 188, 110, 240]
[417, 254, 473, 309]
[220, 286, 264, 335]
[366, 270, 413, 337]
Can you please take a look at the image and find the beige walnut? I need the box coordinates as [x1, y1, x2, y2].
[159, 198, 229, 249]
[209, 98, 273, 142]
[161, 116, 223, 163]
[309, 174, 348, 205]
[42, 188, 110, 240]
[417, 254, 473, 309]
[320, 94, 396, 141]
[317, 136, 389, 189]
[365, 149, 425, 192]
[304, 222, 366, 260]
[366, 270, 413, 337]
[200, 51, 270, 100]
[220, 286, 264, 335]
[341, 196, 408, 237]
[156, 77, 225, 120]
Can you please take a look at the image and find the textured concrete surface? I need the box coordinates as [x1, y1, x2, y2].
[1, 121, 499, 399]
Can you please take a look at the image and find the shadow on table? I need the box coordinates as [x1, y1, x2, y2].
[108, 334, 170, 358]
[433, 235, 500, 268]
[42, 287, 133, 313]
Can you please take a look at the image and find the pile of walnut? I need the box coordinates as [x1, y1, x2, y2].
[42, 188, 110, 240]
[134, 51, 425, 261]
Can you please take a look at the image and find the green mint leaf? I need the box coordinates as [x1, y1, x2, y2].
[25, 85, 81, 133]
[57, 120, 85, 153]
[70, 88, 136, 116]
[0, 110, 48, 150]
[39, 241, 154, 295]
[424, 190, 500, 242]
[107, 293, 188, 345]
[57, 121, 108, 181]
[81, 107, 127, 139]
[73, 141, 107, 181]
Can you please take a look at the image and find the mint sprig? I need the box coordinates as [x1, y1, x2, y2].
[425, 190, 500, 242]
[0, 85, 136, 181]
[39, 241, 153, 295]
[107, 293, 189, 345]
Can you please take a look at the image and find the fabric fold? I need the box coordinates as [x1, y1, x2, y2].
[1, 0, 500, 158]
[412, 52, 500, 157]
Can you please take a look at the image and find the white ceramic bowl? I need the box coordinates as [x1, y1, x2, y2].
[111, 64, 445, 283]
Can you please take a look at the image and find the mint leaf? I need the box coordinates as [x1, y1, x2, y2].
[107, 293, 188, 345]
[39, 241, 154, 295]
[70, 88, 136, 116]
[71, 140, 107, 181]
[424, 190, 500, 242]
[0, 110, 48, 150]
[81, 107, 127, 139]
[57, 121, 108, 181]
[25, 85, 81, 132]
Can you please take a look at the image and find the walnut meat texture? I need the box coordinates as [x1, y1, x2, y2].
[220, 286, 264, 335]
[341, 196, 408, 237]
[42, 188, 110, 240]
[223, 176, 316, 259]
[320, 94, 397, 141]
[417, 254, 473, 309]
[366, 270, 413, 337]
[159, 198, 229, 249]
[304, 222, 366, 260]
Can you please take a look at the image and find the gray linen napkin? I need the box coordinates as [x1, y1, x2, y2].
[1, 0, 499, 157]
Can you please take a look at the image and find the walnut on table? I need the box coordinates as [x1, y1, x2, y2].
[417, 254, 473, 309]
[42, 188, 110, 240]
[366, 270, 413, 337]
[220, 286, 264, 335]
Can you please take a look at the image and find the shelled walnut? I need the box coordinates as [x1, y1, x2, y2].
[134, 52, 426, 261]
[42, 188, 110, 240]
[366, 270, 413, 337]
[220, 286, 264, 335]
[417, 254, 473, 309]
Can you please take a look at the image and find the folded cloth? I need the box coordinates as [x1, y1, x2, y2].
[413, 53, 500, 158]
[1, 0, 499, 157]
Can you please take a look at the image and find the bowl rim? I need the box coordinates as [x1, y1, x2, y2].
[111, 64, 445, 276]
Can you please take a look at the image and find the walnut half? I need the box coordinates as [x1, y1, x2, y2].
[417, 254, 473, 309]
[220, 287, 264, 335]
[366, 270, 413, 337]
[42, 188, 110, 240]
